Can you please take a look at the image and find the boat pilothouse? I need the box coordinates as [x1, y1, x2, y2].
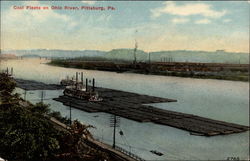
[60, 76, 77, 86]
[60, 78, 75, 86]
[62, 72, 103, 102]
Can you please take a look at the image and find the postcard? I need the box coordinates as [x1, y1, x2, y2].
[0, 1, 249, 161]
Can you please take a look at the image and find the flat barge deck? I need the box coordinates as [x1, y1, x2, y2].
[15, 78, 249, 136]
[16, 78, 64, 90]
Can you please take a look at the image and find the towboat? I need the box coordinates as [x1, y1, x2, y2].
[62, 73, 103, 102]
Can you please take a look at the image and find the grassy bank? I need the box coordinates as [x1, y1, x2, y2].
[49, 59, 249, 82]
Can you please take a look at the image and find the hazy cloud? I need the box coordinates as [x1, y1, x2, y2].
[24, 1, 69, 21]
[223, 19, 232, 23]
[81, 1, 96, 5]
[195, 19, 211, 24]
[151, 1, 227, 18]
[172, 18, 189, 24]
[3, 1, 76, 29]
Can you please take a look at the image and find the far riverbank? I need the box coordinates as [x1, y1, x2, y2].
[49, 59, 249, 82]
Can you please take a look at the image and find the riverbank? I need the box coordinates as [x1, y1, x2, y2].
[0, 73, 126, 161]
[49, 60, 249, 82]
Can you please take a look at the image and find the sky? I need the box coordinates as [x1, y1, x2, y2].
[1, 1, 249, 52]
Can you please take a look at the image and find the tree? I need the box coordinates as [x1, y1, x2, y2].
[0, 73, 63, 161]
[0, 100, 64, 161]
[0, 73, 112, 161]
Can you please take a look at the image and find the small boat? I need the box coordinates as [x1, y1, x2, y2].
[150, 150, 163, 156]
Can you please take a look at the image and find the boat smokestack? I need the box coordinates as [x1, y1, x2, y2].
[11, 67, 13, 76]
[92, 78, 95, 92]
[76, 72, 78, 82]
[86, 78, 88, 91]
[81, 72, 83, 85]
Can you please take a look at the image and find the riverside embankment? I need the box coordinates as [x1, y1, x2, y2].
[49, 60, 249, 82]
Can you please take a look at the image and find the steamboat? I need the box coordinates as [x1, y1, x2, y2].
[62, 72, 103, 102]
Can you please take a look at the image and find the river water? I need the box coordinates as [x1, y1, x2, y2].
[1, 58, 249, 160]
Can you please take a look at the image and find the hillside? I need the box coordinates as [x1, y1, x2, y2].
[104, 49, 249, 64]
[1, 49, 106, 58]
[2, 49, 249, 64]
[104, 48, 148, 61]
[0, 54, 17, 59]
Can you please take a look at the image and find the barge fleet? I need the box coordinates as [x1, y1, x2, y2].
[14, 77, 249, 136]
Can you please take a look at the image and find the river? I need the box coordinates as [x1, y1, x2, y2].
[1, 58, 249, 160]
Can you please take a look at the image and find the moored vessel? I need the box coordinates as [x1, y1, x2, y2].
[62, 72, 103, 102]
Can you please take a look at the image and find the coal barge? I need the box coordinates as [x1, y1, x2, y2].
[14, 77, 249, 136]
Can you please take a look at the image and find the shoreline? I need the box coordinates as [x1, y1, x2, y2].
[0, 73, 139, 161]
[48, 61, 249, 82]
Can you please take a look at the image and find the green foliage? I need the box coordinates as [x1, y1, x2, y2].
[0, 74, 63, 161]
[32, 102, 51, 114]
[0, 74, 111, 161]
[49, 111, 71, 125]
[0, 101, 63, 161]
[0, 73, 16, 95]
